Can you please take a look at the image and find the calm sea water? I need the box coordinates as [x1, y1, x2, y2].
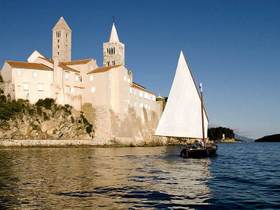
[0, 143, 279, 209]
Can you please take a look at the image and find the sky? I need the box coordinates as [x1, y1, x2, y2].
[0, 0, 279, 138]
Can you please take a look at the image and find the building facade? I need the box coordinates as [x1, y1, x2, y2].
[0, 17, 162, 140]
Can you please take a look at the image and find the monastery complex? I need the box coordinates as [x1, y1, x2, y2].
[0, 17, 164, 141]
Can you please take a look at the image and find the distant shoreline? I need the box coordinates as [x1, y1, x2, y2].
[255, 134, 280, 142]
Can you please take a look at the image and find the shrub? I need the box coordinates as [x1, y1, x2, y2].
[80, 113, 93, 134]
[35, 98, 55, 110]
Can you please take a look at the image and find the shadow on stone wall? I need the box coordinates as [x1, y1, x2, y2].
[110, 107, 160, 142]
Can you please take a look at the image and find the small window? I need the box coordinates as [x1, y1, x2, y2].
[58, 45, 59, 49]
[56, 31, 61, 38]
[58, 52, 59, 55]
[66, 33, 68, 38]
[112, 61, 115, 66]
[17, 69, 22, 76]
[107, 62, 110, 66]
[75, 74, 80, 81]
[32, 71, 38, 78]
[37, 83, 44, 92]
[65, 72, 69, 80]
[22, 83, 29, 91]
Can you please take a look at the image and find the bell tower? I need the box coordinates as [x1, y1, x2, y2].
[103, 23, 125, 67]
[52, 17, 72, 62]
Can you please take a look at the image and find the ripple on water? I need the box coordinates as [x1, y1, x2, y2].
[0, 144, 279, 209]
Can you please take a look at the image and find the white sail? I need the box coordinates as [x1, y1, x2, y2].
[155, 51, 208, 138]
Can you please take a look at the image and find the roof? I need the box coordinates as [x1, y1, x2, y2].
[52, 16, 71, 31]
[61, 59, 92, 65]
[109, 23, 120, 42]
[38, 56, 54, 64]
[7, 61, 53, 71]
[59, 63, 80, 73]
[87, 65, 121, 74]
[131, 82, 156, 95]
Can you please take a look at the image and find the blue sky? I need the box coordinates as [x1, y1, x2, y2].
[0, 0, 279, 138]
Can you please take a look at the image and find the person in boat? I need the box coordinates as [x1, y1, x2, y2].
[191, 139, 204, 149]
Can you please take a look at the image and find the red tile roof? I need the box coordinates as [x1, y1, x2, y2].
[7, 61, 53, 71]
[131, 82, 156, 95]
[62, 59, 92, 65]
[59, 63, 80, 73]
[87, 65, 121, 74]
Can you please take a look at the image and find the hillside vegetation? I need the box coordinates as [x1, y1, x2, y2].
[255, 134, 280, 142]
[208, 127, 235, 142]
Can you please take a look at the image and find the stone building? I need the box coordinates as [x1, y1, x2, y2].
[0, 17, 162, 141]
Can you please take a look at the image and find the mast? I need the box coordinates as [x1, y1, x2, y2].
[199, 83, 206, 148]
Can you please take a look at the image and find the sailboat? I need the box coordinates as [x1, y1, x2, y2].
[155, 51, 217, 158]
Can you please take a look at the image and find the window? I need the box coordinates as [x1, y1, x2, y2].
[58, 45, 59, 49]
[66, 33, 68, 38]
[56, 31, 61, 38]
[17, 69, 22, 76]
[22, 83, 29, 92]
[75, 74, 79, 81]
[107, 62, 110, 66]
[32, 71, 38, 78]
[65, 72, 69, 80]
[89, 75, 94, 81]
[91, 87, 96, 93]
[112, 61, 115, 66]
[37, 83, 44, 92]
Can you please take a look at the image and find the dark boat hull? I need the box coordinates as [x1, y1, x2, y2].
[180, 145, 217, 158]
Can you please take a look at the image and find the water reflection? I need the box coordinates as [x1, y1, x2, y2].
[0, 146, 212, 209]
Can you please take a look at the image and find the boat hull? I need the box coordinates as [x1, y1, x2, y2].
[180, 145, 217, 158]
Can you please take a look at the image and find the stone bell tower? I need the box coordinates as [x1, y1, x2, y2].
[52, 17, 72, 62]
[103, 23, 125, 67]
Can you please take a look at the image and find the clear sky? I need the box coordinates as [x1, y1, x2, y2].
[0, 0, 279, 138]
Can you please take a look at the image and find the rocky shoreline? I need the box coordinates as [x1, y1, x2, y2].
[0, 136, 173, 148]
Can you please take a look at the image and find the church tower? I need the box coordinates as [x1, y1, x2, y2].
[52, 17, 72, 62]
[103, 23, 125, 67]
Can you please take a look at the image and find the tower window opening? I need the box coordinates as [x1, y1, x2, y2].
[56, 31, 61, 38]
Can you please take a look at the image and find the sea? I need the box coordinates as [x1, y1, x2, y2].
[0, 143, 279, 209]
